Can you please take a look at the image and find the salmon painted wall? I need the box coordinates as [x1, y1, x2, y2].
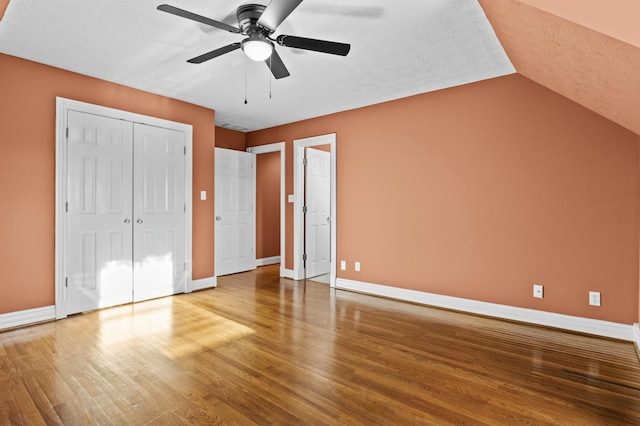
[247, 74, 640, 325]
[312, 144, 331, 153]
[256, 151, 281, 259]
[0, 53, 215, 315]
[0, 0, 9, 21]
[215, 126, 246, 151]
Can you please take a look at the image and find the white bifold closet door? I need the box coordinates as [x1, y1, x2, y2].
[66, 110, 185, 314]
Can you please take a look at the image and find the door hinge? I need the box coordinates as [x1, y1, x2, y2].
[65, 128, 69, 139]
[65, 277, 68, 288]
[184, 204, 186, 213]
[303, 205, 307, 214]
[184, 146, 186, 155]
[303, 157, 307, 166]
[65, 202, 69, 212]
[303, 253, 307, 262]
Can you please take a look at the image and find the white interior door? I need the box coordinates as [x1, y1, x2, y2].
[133, 124, 186, 301]
[305, 148, 331, 278]
[215, 148, 256, 276]
[67, 111, 134, 314]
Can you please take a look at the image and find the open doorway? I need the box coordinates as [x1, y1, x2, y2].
[247, 142, 286, 277]
[293, 134, 337, 286]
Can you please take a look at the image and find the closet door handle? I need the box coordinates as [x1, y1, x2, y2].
[124, 218, 131, 224]
[136, 219, 143, 224]
[216, 216, 222, 221]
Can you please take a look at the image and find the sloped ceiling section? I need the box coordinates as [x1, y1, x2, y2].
[479, 0, 640, 135]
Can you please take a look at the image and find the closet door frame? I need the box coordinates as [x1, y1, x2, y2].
[54, 97, 194, 319]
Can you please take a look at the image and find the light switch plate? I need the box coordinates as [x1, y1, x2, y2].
[200, 191, 206, 201]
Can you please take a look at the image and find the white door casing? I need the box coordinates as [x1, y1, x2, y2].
[293, 134, 337, 285]
[66, 111, 134, 313]
[214, 148, 256, 277]
[305, 148, 331, 278]
[133, 124, 186, 302]
[55, 98, 193, 319]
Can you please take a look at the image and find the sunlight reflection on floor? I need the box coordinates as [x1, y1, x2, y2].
[97, 297, 255, 359]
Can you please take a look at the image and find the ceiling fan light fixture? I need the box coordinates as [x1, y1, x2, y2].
[242, 37, 273, 62]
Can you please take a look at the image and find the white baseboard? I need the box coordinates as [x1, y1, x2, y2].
[282, 268, 295, 279]
[0, 306, 56, 331]
[257, 256, 281, 266]
[634, 324, 640, 352]
[190, 277, 217, 292]
[336, 278, 634, 342]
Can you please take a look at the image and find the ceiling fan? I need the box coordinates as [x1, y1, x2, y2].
[157, 0, 351, 79]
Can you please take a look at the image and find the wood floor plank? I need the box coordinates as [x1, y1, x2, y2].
[5, 376, 46, 426]
[1, 264, 639, 425]
[0, 378, 22, 425]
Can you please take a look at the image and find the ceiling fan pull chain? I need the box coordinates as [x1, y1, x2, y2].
[244, 55, 248, 105]
[269, 55, 273, 99]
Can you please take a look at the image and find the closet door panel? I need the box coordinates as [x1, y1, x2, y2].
[66, 111, 134, 314]
[133, 124, 186, 302]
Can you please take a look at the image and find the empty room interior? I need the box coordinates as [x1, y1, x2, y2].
[1, 0, 640, 424]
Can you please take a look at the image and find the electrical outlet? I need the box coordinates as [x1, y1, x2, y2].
[340, 260, 346, 271]
[589, 291, 601, 306]
[355, 261, 361, 272]
[533, 284, 543, 299]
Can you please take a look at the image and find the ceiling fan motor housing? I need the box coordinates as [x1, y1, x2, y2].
[237, 4, 270, 36]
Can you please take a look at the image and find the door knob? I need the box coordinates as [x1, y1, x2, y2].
[327, 216, 331, 223]
[136, 219, 143, 224]
[216, 216, 222, 221]
[124, 218, 131, 224]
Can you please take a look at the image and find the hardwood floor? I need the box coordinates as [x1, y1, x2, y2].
[1, 264, 639, 425]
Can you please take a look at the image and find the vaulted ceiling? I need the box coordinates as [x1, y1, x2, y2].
[0, 0, 638, 134]
[479, 0, 640, 135]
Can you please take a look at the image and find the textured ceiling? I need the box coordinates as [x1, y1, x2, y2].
[0, 0, 514, 131]
[479, 0, 640, 135]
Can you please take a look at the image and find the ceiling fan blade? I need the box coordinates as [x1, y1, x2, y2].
[265, 49, 290, 79]
[276, 35, 350, 56]
[157, 4, 241, 34]
[257, 0, 303, 32]
[187, 43, 241, 64]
